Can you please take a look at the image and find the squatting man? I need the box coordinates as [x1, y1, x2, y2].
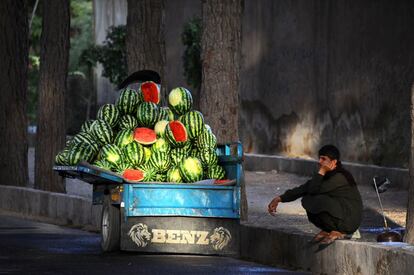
[267, 145, 363, 244]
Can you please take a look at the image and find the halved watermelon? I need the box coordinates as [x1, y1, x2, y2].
[165, 120, 188, 147]
[133, 127, 157, 145]
[141, 81, 160, 104]
[123, 168, 145, 182]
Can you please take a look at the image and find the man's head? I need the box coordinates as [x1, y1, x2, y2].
[318, 145, 340, 169]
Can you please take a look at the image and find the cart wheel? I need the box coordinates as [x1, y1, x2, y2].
[101, 197, 120, 252]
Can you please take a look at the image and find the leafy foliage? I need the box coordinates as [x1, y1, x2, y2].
[80, 25, 127, 85]
[181, 17, 202, 89]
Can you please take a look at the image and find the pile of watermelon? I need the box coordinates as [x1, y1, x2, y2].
[55, 82, 226, 183]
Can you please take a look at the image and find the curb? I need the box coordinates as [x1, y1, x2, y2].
[244, 153, 409, 189]
[240, 225, 414, 274]
[0, 185, 101, 231]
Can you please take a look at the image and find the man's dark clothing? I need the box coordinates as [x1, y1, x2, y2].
[280, 169, 363, 234]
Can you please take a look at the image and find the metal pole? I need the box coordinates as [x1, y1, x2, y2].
[373, 177, 388, 229]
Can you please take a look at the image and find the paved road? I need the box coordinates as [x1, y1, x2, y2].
[0, 215, 309, 275]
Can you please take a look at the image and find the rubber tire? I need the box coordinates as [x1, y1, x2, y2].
[100, 197, 121, 252]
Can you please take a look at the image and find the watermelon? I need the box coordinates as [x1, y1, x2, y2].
[143, 146, 152, 163]
[199, 148, 219, 167]
[154, 120, 169, 137]
[137, 164, 157, 181]
[123, 141, 145, 167]
[140, 81, 160, 104]
[133, 127, 157, 145]
[137, 102, 159, 128]
[116, 87, 141, 115]
[152, 138, 170, 153]
[114, 129, 134, 148]
[55, 149, 70, 165]
[180, 110, 204, 139]
[206, 165, 225, 180]
[114, 162, 133, 174]
[80, 119, 95, 133]
[196, 130, 217, 150]
[168, 87, 193, 116]
[118, 115, 138, 130]
[123, 168, 145, 182]
[167, 166, 183, 183]
[93, 159, 113, 170]
[164, 120, 188, 148]
[154, 173, 167, 182]
[179, 156, 203, 183]
[90, 119, 114, 145]
[99, 144, 123, 166]
[158, 107, 174, 121]
[97, 104, 120, 128]
[149, 151, 171, 173]
[170, 147, 189, 166]
[67, 142, 96, 165]
[71, 132, 100, 153]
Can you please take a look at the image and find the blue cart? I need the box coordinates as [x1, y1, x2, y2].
[54, 142, 243, 256]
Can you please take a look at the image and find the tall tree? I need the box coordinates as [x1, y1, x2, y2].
[35, 0, 70, 192]
[0, 1, 29, 187]
[405, 83, 414, 243]
[200, 0, 247, 219]
[126, 0, 166, 98]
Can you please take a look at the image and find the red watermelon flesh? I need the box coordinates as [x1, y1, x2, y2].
[141, 81, 160, 104]
[170, 121, 188, 142]
[133, 127, 157, 145]
[123, 168, 144, 182]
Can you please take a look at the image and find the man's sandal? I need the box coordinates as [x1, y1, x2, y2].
[320, 231, 346, 245]
[309, 230, 329, 243]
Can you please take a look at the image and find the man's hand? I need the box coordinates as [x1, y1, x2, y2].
[318, 156, 337, 176]
[268, 196, 282, 216]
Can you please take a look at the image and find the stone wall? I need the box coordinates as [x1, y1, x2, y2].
[240, 0, 414, 167]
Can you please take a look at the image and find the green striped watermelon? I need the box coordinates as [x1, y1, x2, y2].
[164, 120, 188, 148]
[93, 159, 113, 170]
[99, 144, 123, 166]
[67, 142, 96, 165]
[170, 147, 189, 166]
[154, 120, 169, 137]
[158, 107, 175, 121]
[114, 129, 134, 148]
[118, 115, 138, 130]
[90, 119, 114, 145]
[168, 87, 193, 116]
[199, 148, 219, 167]
[196, 130, 217, 150]
[167, 166, 183, 183]
[143, 146, 152, 164]
[179, 156, 203, 183]
[152, 138, 170, 153]
[149, 151, 171, 173]
[114, 161, 133, 174]
[180, 110, 204, 139]
[71, 132, 100, 153]
[154, 173, 167, 182]
[123, 141, 145, 167]
[140, 81, 161, 104]
[116, 87, 142, 115]
[137, 164, 157, 181]
[55, 149, 70, 165]
[80, 119, 95, 133]
[97, 104, 120, 128]
[206, 165, 225, 180]
[136, 102, 159, 128]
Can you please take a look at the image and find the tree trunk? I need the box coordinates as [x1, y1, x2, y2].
[0, 1, 29, 187]
[200, 0, 247, 220]
[126, 0, 166, 101]
[34, 0, 70, 192]
[405, 82, 414, 243]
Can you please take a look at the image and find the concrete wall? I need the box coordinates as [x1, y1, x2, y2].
[92, 0, 414, 167]
[240, 0, 414, 167]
